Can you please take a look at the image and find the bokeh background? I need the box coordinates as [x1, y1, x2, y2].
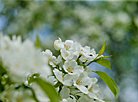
[0, 1, 138, 102]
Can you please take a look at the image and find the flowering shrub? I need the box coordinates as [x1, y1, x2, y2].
[0, 33, 119, 102]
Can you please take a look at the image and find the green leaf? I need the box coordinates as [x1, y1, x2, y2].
[95, 58, 111, 70]
[35, 78, 59, 102]
[100, 55, 112, 58]
[98, 40, 107, 56]
[93, 71, 119, 99]
[35, 35, 41, 48]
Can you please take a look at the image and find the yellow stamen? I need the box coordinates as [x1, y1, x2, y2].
[88, 87, 93, 92]
[65, 54, 68, 57]
[67, 66, 74, 73]
[59, 96, 62, 101]
[53, 62, 57, 66]
[81, 49, 86, 53]
[76, 79, 82, 85]
[64, 45, 71, 50]
[62, 76, 64, 81]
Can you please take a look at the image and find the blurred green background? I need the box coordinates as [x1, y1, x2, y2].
[0, 1, 138, 102]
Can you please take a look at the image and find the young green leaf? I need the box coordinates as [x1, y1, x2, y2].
[93, 71, 119, 99]
[35, 35, 41, 48]
[98, 40, 107, 56]
[100, 55, 112, 58]
[95, 58, 111, 70]
[35, 78, 59, 102]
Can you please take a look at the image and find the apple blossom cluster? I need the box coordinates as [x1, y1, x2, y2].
[0, 33, 52, 83]
[0, 34, 105, 102]
[41, 38, 105, 102]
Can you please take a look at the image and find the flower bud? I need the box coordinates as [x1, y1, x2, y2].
[54, 38, 64, 51]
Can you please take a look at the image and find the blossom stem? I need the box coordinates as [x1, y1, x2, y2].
[86, 58, 99, 66]
[54, 81, 63, 88]
[86, 61, 93, 66]
[76, 54, 82, 65]
[76, 54, 82, 62]
[82, 60, 88, 64]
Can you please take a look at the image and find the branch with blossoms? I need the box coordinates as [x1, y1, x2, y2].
[0, 33, 119, 102]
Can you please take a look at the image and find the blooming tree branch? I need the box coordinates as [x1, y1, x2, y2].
[0, 33, 119, 102]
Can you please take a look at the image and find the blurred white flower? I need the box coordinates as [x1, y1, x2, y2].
[0, 34, 52, 82]
[31, 83, 50, 102]
[41, 49, 53, 60]
[0, 85, 35, 102]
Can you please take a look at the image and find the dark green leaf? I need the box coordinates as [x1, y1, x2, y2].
[98, 40, 107, 56]
[35, 78, 59, 102]
[93, 71, 119, 99]
[95, 58, 111, 70]
[35, 35, 41, 48]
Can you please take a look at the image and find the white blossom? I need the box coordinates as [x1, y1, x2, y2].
[73, 73, 92, 94]
[61, 48, 74, 60]
[0, 85, 34, 102]
[41, 49, 53, 60]
[31, 83, 50, 102]
[49, 55, 62, 67]
[46, 76, 58, 85]
[60, 86, 76, 102]
[63, 60, 84, 75]
[0, 34, 52, 82]
[60, 40, 80, 60]
[63, 40, 74, 51]
[84, 66, 92, 76]
[0, 35, 106, 102]
[80, 46, 98, 62]
[54, 38, 64, 51]
[53, 69, 73, 86]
